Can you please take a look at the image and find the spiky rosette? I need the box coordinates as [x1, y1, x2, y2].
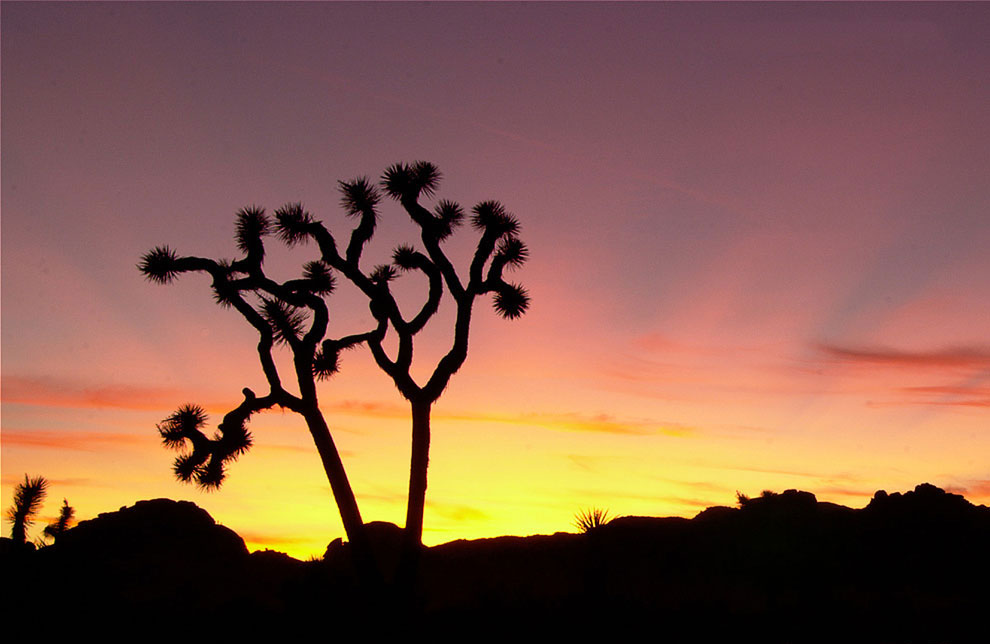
[173, 452, 205, 483]
[43, 499, 75, 540]
[158, 422, 188, 450]
[471, 201, 520, 237]
[159, 404, 208, 439]
[274, 202, 314, 246]
[195, 457, 226, 490]
[411, 161, 441, 198]
[302, 261, 335, 295]
[381, 161, 441, 200]
[260, 298, 307, 345]
[493, 282, 530, 319]
[211, 264, 239, 308]
[235, 206, 271, 259]
[496, 236, 529, 269]
[339, 177, 381, 217]
[381, 163, 411, 199]
[392, 244, 421, 270]
[370, 264, 398, 285]
[433, 200, 465, 240]
[313, 343, 341, 381]
[138, 246, 181, 284]
[218, 420, 253, 457]
[7, 475, 48, 522]
[212, 282, 237, 308]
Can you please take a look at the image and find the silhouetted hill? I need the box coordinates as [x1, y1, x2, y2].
[4, 485, 987, 638]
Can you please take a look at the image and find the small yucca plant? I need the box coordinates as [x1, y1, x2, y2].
[43, 498, 75, 542]
[574, 507, 611, 533]
[7, 475, 49, 544]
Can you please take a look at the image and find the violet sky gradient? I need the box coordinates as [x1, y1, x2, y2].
[2, 2, 988, 556]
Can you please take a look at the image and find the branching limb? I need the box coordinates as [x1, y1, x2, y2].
[339, 178, 382, 267]
[392, 245, 443, 334]
[156, 389, 280, 490]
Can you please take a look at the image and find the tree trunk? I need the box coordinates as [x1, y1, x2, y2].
[302, 407, 380, 586]
[399, 398, 432, 591]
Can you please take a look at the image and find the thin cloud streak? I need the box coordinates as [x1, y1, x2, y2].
[1, 430, 149, 452]
[331, 398, 696, 437]
[1, 375, 226, 412]
[816, 343, 990, 370]
[427, 501, 488, 522]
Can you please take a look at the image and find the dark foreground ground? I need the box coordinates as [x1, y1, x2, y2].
[3, 483, 987, 639]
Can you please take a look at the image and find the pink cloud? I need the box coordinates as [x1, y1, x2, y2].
[1, 430, 149, 452]
[816, 343, 990, 370]
[0, 375, 223, 412]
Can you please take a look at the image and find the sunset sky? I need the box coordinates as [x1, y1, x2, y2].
[3, 2, 988, 559]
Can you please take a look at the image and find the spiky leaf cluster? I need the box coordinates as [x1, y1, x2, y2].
[339, 177, 381, 217]
[6, 475, 49, 543]
[43, 499, 75, 540]
[433, 200, 465, 240]
[158, 404, 209, 450]
[157, 404, 252, 491]
[313, 342, 341, 381]
[260, 298, 307, 345]
[138, 246, 180, 284]
[302, 261, 335, 295]
[471, 201, 520, 237]
[495, 236, 529, 269]
[211, 261, 240, 308]
[574, 507, 611, 533]
[493, 282, 530, 320]
[274, 202, 314, 246]
[218, 420, 253, 458]
[235, 206, 271, 259]
[381, 161, 441, 200]
[392, 245, 421, 270]
[370, 264, 398, 285]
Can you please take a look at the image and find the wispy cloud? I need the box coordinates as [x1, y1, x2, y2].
[326, 399, 407, 418]
[0, 375, 223, 412]
[816, 343, 990, 370]
[896, 384, 990, 408]
[0, 430, 149, 452]
[512, 411, 694, 437]
[944, 479, 990, 501]
[330, 397, 697, 437]
[427, 501, 488, 522]
[0, 474, 98, 488]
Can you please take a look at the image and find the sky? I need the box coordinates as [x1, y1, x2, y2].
[2, 2, 988, 559]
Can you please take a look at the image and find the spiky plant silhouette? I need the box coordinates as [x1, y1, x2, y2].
[7, 475, 49, 545]
[139, 161, 529, 588]
[42, 499, 75, 543]
[574, 508, 611, 533]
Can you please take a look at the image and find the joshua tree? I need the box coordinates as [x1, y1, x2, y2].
[140, 208, 378, 581]
[42, 499, 75, 542]
[139, 161, 529, 585]
[6, 475, 49, 545]
[336, 162, 530, 579]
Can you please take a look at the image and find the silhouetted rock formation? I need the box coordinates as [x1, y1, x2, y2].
[4, 485, 987, 637]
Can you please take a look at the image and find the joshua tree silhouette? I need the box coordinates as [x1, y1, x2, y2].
[6, 475, 49, 545]
[139, 161, 529, 587]
[352, 162, 530, 581]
